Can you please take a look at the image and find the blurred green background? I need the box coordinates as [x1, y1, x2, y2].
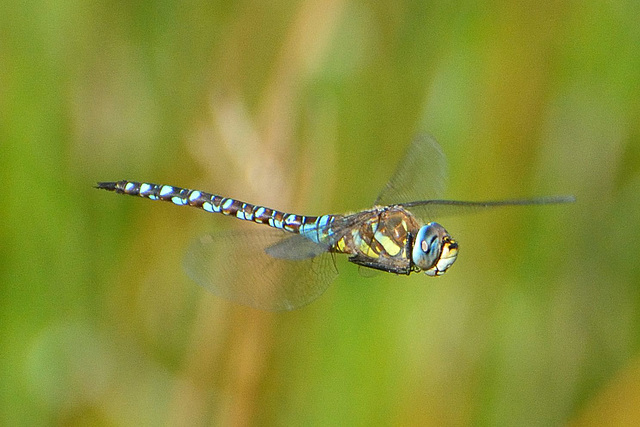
[2, 0, 639, 425]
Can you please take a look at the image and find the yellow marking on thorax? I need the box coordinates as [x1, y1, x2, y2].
[335, 238, 347, 253]
[355, 230, 380, 258]
[374, 231, 402, 256]
[331, 207, 418, 260]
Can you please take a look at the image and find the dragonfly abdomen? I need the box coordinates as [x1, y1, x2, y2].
[96, 181, 334, 237]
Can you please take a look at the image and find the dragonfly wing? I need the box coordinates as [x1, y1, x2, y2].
[400, 196, 577, 222]
[374, 133, 447, 207]
[264, 213, 368, 260]
[265, 233, 331, 260]
[374, 134, 575, 221]
[183, 228, 338, 311]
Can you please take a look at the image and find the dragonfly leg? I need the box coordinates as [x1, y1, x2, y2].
[347, 254, 412, 275]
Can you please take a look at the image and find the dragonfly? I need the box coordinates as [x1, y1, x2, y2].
[97, 135, 574, 311]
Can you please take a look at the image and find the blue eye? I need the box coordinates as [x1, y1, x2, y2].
[412, 222, 458, 275]
[411, 222, 458, 276]
[428, 236, 439, 254]
[412, 223, 444, 270]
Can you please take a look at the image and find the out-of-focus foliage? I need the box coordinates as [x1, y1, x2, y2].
[1, 0, 639, 425]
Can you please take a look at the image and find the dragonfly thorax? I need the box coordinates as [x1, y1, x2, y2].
[412, 222, 459, 276]
[330, 206, 458, 276]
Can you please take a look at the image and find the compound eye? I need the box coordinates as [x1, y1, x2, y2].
[421, 234, 439, 257]
[412, 223, 443, 271]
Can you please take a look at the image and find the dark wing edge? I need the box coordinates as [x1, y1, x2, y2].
[400, 195, 576, 220]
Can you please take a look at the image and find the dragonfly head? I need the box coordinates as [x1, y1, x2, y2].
[412, 222, 459, 276]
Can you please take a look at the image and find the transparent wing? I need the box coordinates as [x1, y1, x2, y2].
[264, 233, 332, 260]
[400, 196, 576, 222]
[374, 134, 575, 221]
[264, 212, 375, 259]
[374, 133, 447, 206]
[183, 228, 338, 311]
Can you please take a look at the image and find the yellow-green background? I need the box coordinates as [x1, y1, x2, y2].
[2, 0, 639, 425]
